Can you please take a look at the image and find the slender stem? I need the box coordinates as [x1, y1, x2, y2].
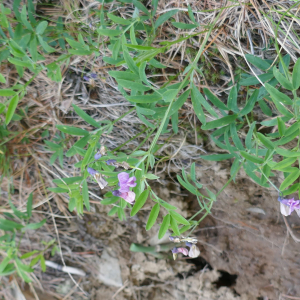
[112, 107, 135, 125]
[114, 127, 149, 152]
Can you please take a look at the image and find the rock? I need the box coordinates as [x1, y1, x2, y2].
[97, 249, 122, 287]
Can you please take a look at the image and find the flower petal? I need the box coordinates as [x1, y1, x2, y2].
[118, 172, 129, 184]
[188, 245, 200, 258]
[280, 202, 290, 216]
[127, 176, 137, 187]
[87, 167, 97, 176]
[119, 185, 130, 193]
[177, 248, 189, 256]
[112, 190, 121, 197]
[94, 152, 102, 160]
[121, 191, 135, 204]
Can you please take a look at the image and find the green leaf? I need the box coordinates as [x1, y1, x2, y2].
[0, 219, 23, 231]
[167, 89, 190, 117]
[201, 114, 238, 130]
[170, 216, 180, 235]
[68, 198, 76, 211]
[126, 93, 162, 103]
[0, 73, 6, 83]
[20, 250, 39, 259]
[37, 35, 56, 53]
[72, 104, 101, 128]
[169, 211, 189, 225]
[240, 151, 263, 164]
[0, 89, 16, 96]
[158, 199, 177, 210]
[22, 219, 46, 231]
[177, 175, 198, 195]
[276, 148, 300, 157]
[6, 94, 19, 125]
[26, 193, 33, 218]
[97, 29, 122, 36]
[239, 90, 258, 116]
[117, 79, 151, 91]
[40, 256, 46, 272]
[36, 21, 48, 35]
[257, 132, 274, 149]
[240, 73, 274, 86]
[258, 99, 272, 116]
[82, 179, 90, 211]
[172, 22, 197, 29]
[109, 71, 140, 81]
[230, 123, 244, 150]
[200, 153, 235, 161]
[133, 0, 149, 15]
[122, 39, 139, 74]
[53, 176, 83, 185]
[108, 206, 118, 216]
[277, 117, 286, 136]
[280, 170, 300, 191]
[8, 39, 26, 57]
[21, 6, 33, 31]
[154, 9, 178, 29]
[265, 83, 293, 105]
[230, 158, 240, 181]
[47, 187, 68, 193]
[191, 84, 206, 124]
[292, 57, 300, 90]
[125, 44, 158, 51]
[203, 88, 228, 110]
[8, 199, 27, 219]
[66, 135, 90, 157]
[273, 157, 297, 171]
[227, 85, 238, 112]
[29, 36, 38, 62]
[273, 67, 293, 90]
[107, 13, 131, 25]
[245, 54, 271, 71]
[158, 214, 170, 239]
[8, 57, 32, 68]
[246, 122, 256, 149]
[0, 257, 11, 274]
[56, 125, 89, 136]
[146, 204, 160, 230]
[191, 84, 218, 118]
[282, 183, 299, 196]
[13, 0, 22, 21]
[131, 189, 149, 216]
[264, 85, 293, 118]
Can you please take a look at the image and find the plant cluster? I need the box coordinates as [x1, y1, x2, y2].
[1, 0, 300, 282]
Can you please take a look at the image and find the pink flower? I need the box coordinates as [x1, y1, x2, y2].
[118, 172, 137, 192]
[112, 190, 135, 204]
[172, 247, 189, 260]
[278, 197, 300, 217]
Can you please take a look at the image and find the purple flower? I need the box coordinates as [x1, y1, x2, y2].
[278, 197, 300, 217]
[112, 190, 121, 197]
[118, 172, 136, 193]
[172, 247, 189, 260]
[112, 190, 135, 204]
[83, 75, 90, 81]
[90, 73, 97, 78]
[94, 152, 102, 160]
[87, 167, 97, 176]
[106, 159, 117, 165]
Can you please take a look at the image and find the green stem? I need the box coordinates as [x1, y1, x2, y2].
[114, 127, 149, 152]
